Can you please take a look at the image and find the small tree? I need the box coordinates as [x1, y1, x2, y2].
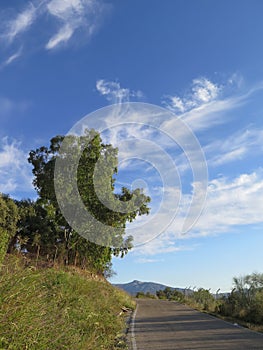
[192, 288, 214, 311]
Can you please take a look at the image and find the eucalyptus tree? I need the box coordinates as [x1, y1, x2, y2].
[28, 129, 150, 273]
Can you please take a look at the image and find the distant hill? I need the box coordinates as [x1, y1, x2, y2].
[113, 280, 186, 296]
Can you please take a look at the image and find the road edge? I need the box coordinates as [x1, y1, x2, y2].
[126, 302, 138, 350]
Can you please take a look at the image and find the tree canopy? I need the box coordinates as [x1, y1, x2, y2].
[26, 129, 150, 273]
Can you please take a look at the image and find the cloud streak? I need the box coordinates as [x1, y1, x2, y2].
[3, 2, 37, 43]
[1, 47, 23, 69]
[96, 79, 143, 103]
[0, 0, 108, 62]
[161, 75, 251, 133]
[46, 24, 74, 50]
[131, 168, 263, 255]
[206, 128, 263, 167]
[195, 170, 263, 233]
[45, 0, 103, 50]
[92, 76, 263, 255]
[163, 77, 221, 114]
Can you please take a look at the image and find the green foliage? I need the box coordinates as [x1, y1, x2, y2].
[0, 255, 135, 349]
[156, 286, 218, 312]
[13, 199, 58, 254]
[0, 194, 19, 265]
[190, 288, 216, 311]
[156, 287, 185, 302]
[136, 291, 156, 299]
[218, 273, 263, 325]
[26, 129, 150, 273]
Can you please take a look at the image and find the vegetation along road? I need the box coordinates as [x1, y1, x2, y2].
[129, 299, 263, 349]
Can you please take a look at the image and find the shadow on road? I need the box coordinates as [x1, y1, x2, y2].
[131, 299, 263, 350]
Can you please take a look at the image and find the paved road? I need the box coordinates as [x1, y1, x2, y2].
[129, 299, 263, 350]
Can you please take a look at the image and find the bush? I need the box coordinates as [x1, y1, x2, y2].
[0, 194, 19, 265]
[136, 292, 156, 299]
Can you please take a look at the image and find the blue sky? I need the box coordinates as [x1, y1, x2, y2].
[1, 0, 263, 292]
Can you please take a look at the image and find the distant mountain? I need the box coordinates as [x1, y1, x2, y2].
[113, 280, 186, 296]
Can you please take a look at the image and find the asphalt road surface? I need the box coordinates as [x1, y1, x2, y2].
[129, 299, 263, 350]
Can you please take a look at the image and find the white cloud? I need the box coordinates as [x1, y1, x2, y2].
[1, 47, 23, 68]
[89, 77, 263, 256]
[3, 3, 37, 43]
[211, 147, 246, 166]
[45, 0, 105, 50]
[46, 24, 74, 50]
[0, 0, 107, 58]
[132, 169, 263, 256]
[163, 78, 221, 115]
[192, 78, 219, 103]
[47, 0, 84, 19]
[161, 75, 254, 134]
[0, 138, 34, 197]
[96, 79, 143, 103]
[181, 97, 243, 132]
[206, 128, 263, 166]
[133, 233, 197, 255]
[167, 96, 185, 113]
[194, 170, 263, 233]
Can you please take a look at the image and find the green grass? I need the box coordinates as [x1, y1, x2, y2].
[0, 255, 135, 349]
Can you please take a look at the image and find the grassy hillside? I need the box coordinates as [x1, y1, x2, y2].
[0, 255, 135, 350]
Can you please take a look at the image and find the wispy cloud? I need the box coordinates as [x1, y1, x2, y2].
[3, 2, 37, 43]
[161, 75, 248, 133]
[0, 0, 108, 62]
[206, 128, 263, 167]
[47, 0, 85, 19]
[0, 137, 34, 197]
[133, 234, 197, 256]
[163, 78, 221, 114]
[0, 47, 23, 69]
[45, 0, 104, 50]
[96, 79, 143, 103]
[134, 168, 263, 255]
[46, 24, 74, 50]
[91, 76, 263, 256]
[194, 170, 263, 234]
